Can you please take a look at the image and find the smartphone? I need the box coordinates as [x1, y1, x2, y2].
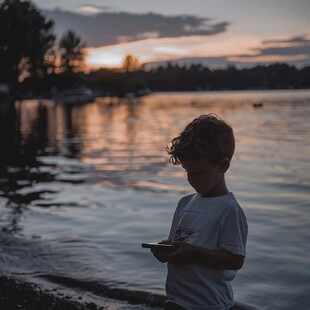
[141, 243, 177, 251]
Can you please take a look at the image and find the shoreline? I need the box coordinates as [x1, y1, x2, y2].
[0, 275, 103, 310]
[0, 275, 166, 310]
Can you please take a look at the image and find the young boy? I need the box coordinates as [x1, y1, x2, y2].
[152, 114, 248, 310]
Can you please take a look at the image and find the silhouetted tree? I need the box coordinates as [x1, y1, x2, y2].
[59, 30, 86, 73]
[121, 54, 141, 72]
[0, 0, 55, 88]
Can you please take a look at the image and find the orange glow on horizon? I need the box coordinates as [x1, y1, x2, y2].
[86, 34, 263, 68]
[85, 33, 310, 69]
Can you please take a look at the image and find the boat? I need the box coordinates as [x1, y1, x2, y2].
[54, 88, 96, 105]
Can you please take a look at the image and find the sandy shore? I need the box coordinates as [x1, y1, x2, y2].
[0, 275, 248, 309]
[0, 276, 106, 310]
[0, 275, 167, 309]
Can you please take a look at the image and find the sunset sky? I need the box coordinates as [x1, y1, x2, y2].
[34, 0, 310, 68]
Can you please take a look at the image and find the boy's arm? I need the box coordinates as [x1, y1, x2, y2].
[168, 241, 244, 270]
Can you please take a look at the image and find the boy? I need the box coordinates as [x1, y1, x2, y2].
[152, 114, 248, 310]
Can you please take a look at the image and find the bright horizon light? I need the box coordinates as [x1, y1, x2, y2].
[86, 34, 264, 68]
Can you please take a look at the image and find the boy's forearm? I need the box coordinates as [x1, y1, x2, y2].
[169, 242, 244, 270]
[192, 247, 244, 270]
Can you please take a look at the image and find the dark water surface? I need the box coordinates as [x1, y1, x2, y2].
[0, 90, 309, 309]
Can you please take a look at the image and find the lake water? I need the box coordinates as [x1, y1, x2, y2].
[0, 90, 309, 309]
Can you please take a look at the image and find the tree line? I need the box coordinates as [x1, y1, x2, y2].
[1, 0, 310, 99]
[141, 63, 310, 92]
[0, 0, 85, 90]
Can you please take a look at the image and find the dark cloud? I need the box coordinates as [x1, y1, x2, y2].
[43, 9, 229, 47]
[262, 34, 310, 44]
[240, 34, 310, 59]
[209, 34, 310, 68]
[259, 45, 310, 57]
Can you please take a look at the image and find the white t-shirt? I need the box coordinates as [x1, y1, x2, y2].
[166, 192, 248, 310]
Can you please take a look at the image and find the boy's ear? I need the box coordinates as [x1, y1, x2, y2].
[219, 158, 230, 173]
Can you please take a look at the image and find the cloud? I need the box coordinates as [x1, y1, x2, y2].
[262, 34, 310, 45]
[86, 35, 231, 67]
[77, 5, 112, 15]
[233, 34, 310, 64]
[142, 34, 310, 69]
[86, 34, 261, 68]
[207, 34, 310, 68]
[43, 9, 229, 47]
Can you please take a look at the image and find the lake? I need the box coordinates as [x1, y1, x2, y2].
[0, 90, 309, 309]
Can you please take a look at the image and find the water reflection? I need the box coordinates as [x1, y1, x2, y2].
[2, 91, 310, 207]
[1, 92, 308, 225]
[0, 101, 46, 232]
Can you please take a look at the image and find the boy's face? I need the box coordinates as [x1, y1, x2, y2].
[180, 157, 229, 198]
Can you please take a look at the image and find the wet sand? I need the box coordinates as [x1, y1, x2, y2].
[0, 275, 106, 310]
[0, 275, 167, 309]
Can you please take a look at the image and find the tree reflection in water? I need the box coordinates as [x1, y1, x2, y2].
[0, 100, 57, 234]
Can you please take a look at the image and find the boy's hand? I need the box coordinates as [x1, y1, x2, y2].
[168, 241, 197, 266]
[151, 239, 173, 263]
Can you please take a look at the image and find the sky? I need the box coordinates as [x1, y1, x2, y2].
[33, 0, 310, 68]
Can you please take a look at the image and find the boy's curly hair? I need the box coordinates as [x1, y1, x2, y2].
[166, 114, 235, 165]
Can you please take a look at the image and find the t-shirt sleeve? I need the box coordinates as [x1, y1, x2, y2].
[219, 209, 248, 256]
